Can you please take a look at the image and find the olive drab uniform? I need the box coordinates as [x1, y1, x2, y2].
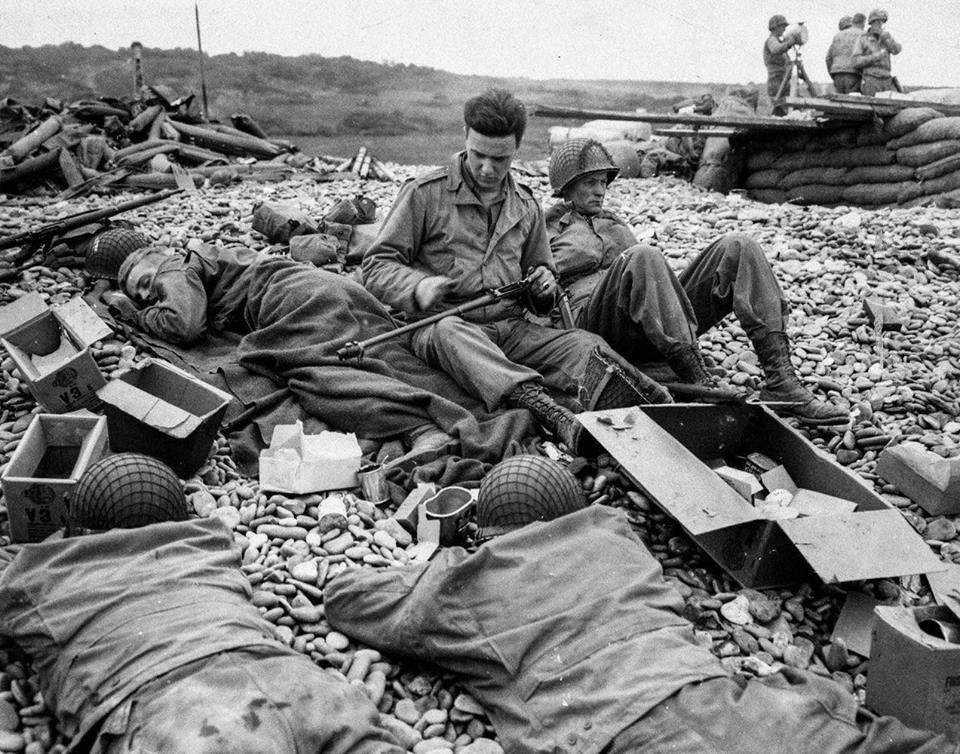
[361, 153, 608, 411]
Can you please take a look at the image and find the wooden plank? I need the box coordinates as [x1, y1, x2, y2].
[653, 127, 739, 138]
[829, 93, 960, 117]
[529, 104, 824, 131]
[782, 97, 875, 119]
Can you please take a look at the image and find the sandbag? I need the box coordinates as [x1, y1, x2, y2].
[904, 88, 960, 105]
[806, 128, 857, 151]
[746, 150, 778, 171]
[693, 89, 755, 193]
[844, 164, 915, 184]
[934, 187, 960, 208]
[897, 182, 926, 205]
[915, 168, 960, 197]
[603, 140, 641, 179]
[896, 140, 960, 167]
[916, 153, 960, 181]
[252, 201, 318, 243]
[882, 107, 944, 139]
[773, 151, 831, 171]
[780, 167, 848, 189]
[843, 182, 915, 206]
[777, 134, 811, 152]
[855, 125, 888, 146]
[744, 169, 785, 189]
[786, 184, 845, 205]
[833, 145, 897, 168]
[749, 188, 787, 204]
[888, 117, 960, 149]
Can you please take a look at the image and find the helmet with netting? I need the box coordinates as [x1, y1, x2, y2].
[768, 14, 788, 30]
[71, 453, 187, 530]
[548, 138, 620, 197]
[476, 454, 586, 540]
[85, 228, 151, 281]
[867, 8, 888, 23]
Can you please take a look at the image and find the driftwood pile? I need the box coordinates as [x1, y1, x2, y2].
[0, 88, 363, 199]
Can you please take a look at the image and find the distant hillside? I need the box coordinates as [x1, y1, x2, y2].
[0, 43, 737, 163]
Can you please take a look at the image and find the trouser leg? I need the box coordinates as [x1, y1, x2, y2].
[609, 670, 958, 754]
[100, 650, 404, 754]
[678, 232, 788, 341]
[492, 318, 609, 399]
[409, 316, 541, 411]
[578, 245, 698, 364]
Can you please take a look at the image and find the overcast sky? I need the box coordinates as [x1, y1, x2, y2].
[3, 0, 958, 88]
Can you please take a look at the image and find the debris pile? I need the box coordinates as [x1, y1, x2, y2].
[0, 90, 373, 198]
[744, 107, 960, 208]
[0, 164, 958, 751]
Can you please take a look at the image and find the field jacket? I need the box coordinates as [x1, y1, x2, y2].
[826, 27, 865, 74]
[361, 152, 555, 324]
[852, 30, 902, 78]
[326, 505, 726, 754]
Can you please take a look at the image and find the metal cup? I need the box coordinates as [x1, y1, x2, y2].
[358, 463, 390, 505]
[423, 486, 474, 546]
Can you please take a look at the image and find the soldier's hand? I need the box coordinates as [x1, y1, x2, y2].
[527, 266, 557, 299]
[102, 290, 139, 320]
[414, 275, 456, 310]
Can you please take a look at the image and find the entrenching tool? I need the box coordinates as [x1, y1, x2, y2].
[663, 381, 804, 407]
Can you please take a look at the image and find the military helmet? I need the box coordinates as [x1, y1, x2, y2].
[71, 453, 188, 530]
[548, 138, 620, 197]
[85, 227, 150, 281]
[838, 15, 853, 30]
[476, 454, 587, 540]
[768, 14, 788, 30]
[867, 8, 888, 23]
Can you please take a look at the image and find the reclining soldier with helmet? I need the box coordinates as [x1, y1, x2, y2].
[543, 137, 848, 426]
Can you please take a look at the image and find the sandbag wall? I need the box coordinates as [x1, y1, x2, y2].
[741, 108, 960, 208]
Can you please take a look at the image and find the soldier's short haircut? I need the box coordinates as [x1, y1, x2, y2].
[464, 88, 527, 147]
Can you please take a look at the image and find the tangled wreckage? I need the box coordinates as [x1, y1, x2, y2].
[0, 81, 960, 752]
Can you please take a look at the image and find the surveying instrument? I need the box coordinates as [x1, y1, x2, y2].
[773, 22, 818, 104]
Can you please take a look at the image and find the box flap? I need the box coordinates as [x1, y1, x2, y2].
[579, 408, 760, 535]
[778, 509, 944, 583]
[0, 292, 48, 339]
[98, 378, 202, 438]
[55, 296, 113, 346]
[831, 591, 882, 657]
[926, 564, 960, 623]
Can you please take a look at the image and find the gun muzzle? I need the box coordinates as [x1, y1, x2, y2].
[337, 341, 364, 361]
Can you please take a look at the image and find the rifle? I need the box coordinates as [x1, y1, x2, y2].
[337, 276, 533, 361]
[0, 188, 182, 262]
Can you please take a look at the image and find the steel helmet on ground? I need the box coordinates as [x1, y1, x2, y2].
[868, 8, 888, 23]
[768, 14, 788, 30]
[71, 453, 188, 530]
[84, 228, 150, 281]
[476, 454, 587, 540]
[548, 138, 620, 197]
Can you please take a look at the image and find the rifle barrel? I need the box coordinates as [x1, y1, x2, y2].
[0, 188, 182, 251]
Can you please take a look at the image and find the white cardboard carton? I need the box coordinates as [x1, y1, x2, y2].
[259, 421, 361, 494]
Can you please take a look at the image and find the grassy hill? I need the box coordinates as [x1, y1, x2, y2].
[0, 43, 737, 164]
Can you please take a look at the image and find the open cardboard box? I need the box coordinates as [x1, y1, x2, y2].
[0, 293, 112, 412]
[1, 412, 108, 542]
[259, 421, 361, 494]
[97, 358, 232, 477]
[579, 404, 942, 588]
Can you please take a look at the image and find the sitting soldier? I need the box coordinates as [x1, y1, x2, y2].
[545, 138, 847, 425]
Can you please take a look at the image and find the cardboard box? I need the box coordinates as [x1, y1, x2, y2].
[867, 605, 960, 738]
[579, 404, 943, 588]
[0, 293, 112, 412]
[877, 442, 960, 516]
[259, 421, 361, 494]
[1, 413, 108, 542]
[715, 466, 763, 501]
[97, 358, 232, 477]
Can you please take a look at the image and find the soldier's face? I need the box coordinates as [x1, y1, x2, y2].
[565, 173, 608, 216]
[464, 129, 517, 190]
[123, 251, 167, 304]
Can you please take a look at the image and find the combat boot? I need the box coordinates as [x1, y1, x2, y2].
[753, 332, 848, 425]
[665, 343, 718, 386]
[508, 382, 597, 456]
